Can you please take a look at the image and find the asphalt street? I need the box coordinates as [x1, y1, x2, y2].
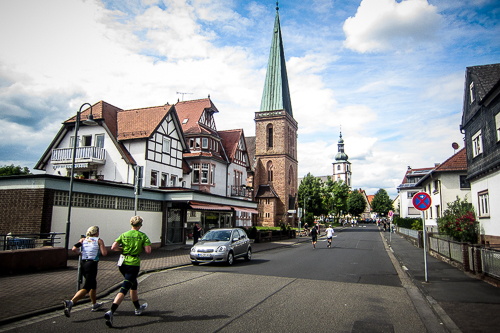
[0, 225, 446, 333]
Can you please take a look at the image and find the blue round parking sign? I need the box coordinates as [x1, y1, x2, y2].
[413, 192, 432, 211]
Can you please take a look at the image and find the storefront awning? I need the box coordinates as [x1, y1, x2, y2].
[189, 201, 232, 211]
[232, 207, 259, 214]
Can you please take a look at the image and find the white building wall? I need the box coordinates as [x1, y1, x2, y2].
[45, 126, 131, 184]
[51, 206, 162, 247]
[399, 188, 422, 219]
[471, 170, 500, 239]
[212, 160, 229, 196]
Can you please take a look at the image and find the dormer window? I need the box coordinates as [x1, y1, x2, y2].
[183, 118, 189, 124]
[470, 81, 475, 104]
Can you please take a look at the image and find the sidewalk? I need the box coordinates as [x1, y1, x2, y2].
[381, 230, 500, 332]
[0, 236, 311, 325]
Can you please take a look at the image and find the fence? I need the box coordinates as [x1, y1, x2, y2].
[423, 233, 500, 281]
[397, 227, 419, 240]
[1, 232, 64, 251]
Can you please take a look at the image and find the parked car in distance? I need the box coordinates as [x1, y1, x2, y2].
[190, 228, 251, 266]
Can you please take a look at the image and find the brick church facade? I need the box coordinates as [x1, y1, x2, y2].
[246, 5, 299, 227]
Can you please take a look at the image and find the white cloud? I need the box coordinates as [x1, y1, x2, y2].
[343, 0, 442, 53]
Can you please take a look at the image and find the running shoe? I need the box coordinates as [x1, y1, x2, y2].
[104, 310, 113, 327]
[91, 302, 104, 312]
[135, 303, 148, 316]
[63, 300, 73, 317]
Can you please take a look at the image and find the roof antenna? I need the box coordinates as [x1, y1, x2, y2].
[276, 1, 279, 11]
[176, 92, 192, 101]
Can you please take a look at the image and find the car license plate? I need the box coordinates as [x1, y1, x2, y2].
[198, 253, 211, 258]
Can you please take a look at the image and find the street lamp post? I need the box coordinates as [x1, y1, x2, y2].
[65, 103, 98, 251]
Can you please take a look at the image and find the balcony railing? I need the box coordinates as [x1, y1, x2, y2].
[51, 147, 106, 165]
[231, 185, 253, 199]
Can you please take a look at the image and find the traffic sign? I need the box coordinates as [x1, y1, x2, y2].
[413, 192, 432, 211]
[388, 210, 393, 217]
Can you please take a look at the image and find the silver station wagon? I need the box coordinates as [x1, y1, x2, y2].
[190, 228, 252, 265]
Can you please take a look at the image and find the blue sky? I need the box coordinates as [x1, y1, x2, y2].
[0, 0, 499, 198]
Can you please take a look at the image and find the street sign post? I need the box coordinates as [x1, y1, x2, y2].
[412, 192, 432, 282]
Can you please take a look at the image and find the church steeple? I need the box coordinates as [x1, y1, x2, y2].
[260, 3, 293, 117]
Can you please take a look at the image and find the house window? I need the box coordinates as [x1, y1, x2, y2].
[150, 170, 159, 186]
[337, 165, 340, 171]
[470, 81, 475, 104]
[82, 135, 92, 147]
[407, 191, 417, 198]
[163, 137, 171, 154]
[433, 180, 439, 193]
[195, 138, 200, 149]
[70, 136, 80, 148]
[161, 173, 169, 187]
[189, 138, 194, 149]
[171, 175, 177, 187]
[210, 164, 215, 185]
[472, 130, 482, 158]
[192, 163, 200, 183]
[478, 191, 489, 217]
[460, 175, 470, 189]
[95, 134, 104, 148]
[436, 205, 440, 218]
[201, 163, 209, 184]
[496, 112, 500, 142]
[202, 138, 208, 149]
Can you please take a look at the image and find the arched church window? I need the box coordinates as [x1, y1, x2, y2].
[267, 124, 273, 148]
[267, 161, 273, 182]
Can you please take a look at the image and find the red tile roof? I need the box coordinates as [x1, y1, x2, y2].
[219, 129, 243, 162]
[434, 148, 467, 172]
[117, 104, 173, 140]
[175, 98, 219, 134]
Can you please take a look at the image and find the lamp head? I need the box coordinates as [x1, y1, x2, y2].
[83, 113, 98, 126]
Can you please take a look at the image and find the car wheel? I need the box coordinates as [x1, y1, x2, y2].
[245, 248, 252, 261]
[227, 251, 234, 266]
[192, 262, 199, 266]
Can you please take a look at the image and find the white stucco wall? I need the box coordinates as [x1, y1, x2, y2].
[471, 170, 500, 238]
[51, 206, 162, 247]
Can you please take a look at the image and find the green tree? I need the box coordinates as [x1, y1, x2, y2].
[371, 189, 393, 216]
[322, 177, 349, 221]
[437, 196, 479, 243]
[0, 164, 31, 176]
[347, 189, 367, 218]
[298, 173, 323, 223]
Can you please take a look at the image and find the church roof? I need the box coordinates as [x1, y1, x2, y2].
[259, 7, 293, 117]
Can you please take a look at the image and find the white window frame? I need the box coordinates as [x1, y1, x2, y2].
[470, 81, 475, 104]
[163, 137, 171, 154]
[478, 191, 489, 218]
[171, 174, 177, 187]
[189, 138, 194, 149]
[472, 130, 483, 158]
[195, 138, 200, 149]
[202, 137, 208, 149]
[150, 170, 159, 186]
[192, 163, 200, 184]
[161, 173, 169, 187]
[201, 163, 209, 184]
[70, 136, 80, 148]
[496, 112, 500, 142]
[210, 164, 215, 185]
[95, 134, 104, 148]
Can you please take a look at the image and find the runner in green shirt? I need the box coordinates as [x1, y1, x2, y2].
[104, 216, 151, 328]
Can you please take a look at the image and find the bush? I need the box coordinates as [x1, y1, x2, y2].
[437, 197, 478, 243]
[394, 216, 422, 229]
